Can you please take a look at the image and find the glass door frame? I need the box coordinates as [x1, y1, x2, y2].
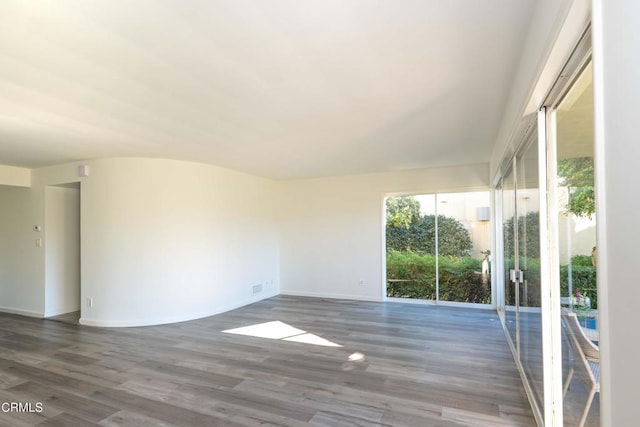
[540, 28, 593, 426]
[543, 59, 595, 427]
[495, 27, 594, 427]
[500, 163, 519, 355]
[495, 123, 547, 426]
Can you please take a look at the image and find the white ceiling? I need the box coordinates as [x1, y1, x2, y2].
[0, 0, 536, 179]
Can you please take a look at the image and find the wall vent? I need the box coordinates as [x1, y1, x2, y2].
[252, 284, 263, 295]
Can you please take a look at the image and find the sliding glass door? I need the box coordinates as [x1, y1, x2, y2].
[495, 27, 599, 427]
[500, 128, 544, 421]
[552, 60, 599, 427]
[502, 168, 517, 348]
[516, 135, 544, 416]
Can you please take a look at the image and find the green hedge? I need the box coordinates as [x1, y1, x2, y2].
[560, 263, 597, 309]
[386, 214, 473, 257]
[502, 255, 597, 308]
[386, 251, 491, 303]
[388, 251, 598, 309]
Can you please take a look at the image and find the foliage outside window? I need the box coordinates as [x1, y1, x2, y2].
[385, 195, 490, 303]
[558, 156, 595, 218]
[502, 209, 597, 308]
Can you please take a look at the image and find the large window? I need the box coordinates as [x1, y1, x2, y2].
[385, 191, 491, 304]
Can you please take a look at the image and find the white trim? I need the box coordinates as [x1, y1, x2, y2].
[513, 159, 520, 357]
[280, 290, 383, 303]
[434, 195, 440, 303]
[387, 297, 493, 310]
[0, 306, 43, 318]
[281, 292, 493, 309]
[494, 185, 505, 312]
[591, 2, 610, 425]
[517, 305, 543, 314]
[489, 188, 497, 309]
[539, 107, 564, 426]
[381, 193, 389, 301]
[79, 291, 279, 327]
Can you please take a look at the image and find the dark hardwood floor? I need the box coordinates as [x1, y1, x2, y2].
[0, 296, 536, 426]
[45, 311, 80, 326]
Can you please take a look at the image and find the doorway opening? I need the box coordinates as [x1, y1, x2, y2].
[44, 182, 81, 325]
[384, 191, 491, 304]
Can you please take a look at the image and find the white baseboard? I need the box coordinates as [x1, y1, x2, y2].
[385, 297, 493, 309]
[79, 290, 280, 328]
[280, 292, 493, 309]
[280, 290, 383, 302]
[0, 306, 44, 318]
[44, 307, 81, 318]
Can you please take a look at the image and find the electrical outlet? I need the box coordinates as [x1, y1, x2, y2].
[359, 279, 365, 285]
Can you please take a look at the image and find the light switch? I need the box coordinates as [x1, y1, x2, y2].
[36, 238, 42, 247]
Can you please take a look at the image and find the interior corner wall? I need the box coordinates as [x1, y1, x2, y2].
[279, 164, 489, 301]
[0, 185, 43, 317]
[29, 158, 280, 327]
[44, 185, 80, 317]
[593, 1, 640, 425]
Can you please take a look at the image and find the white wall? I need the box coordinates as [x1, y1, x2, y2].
[0, 165, 31, 187]
[0, 158, 280, 326]
[75, 158, 280, 327]
[279, 164, 489, 301]
[557, 213, 596, 263]
[592, 1, 640, 424]
[45, 185, 80, 317]
[0, 186, 43, 316]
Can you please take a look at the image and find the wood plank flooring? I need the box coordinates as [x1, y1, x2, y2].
[0, 296, 536, 426]
[45, 311, 80, 326]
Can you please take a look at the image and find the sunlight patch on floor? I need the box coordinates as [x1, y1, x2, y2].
[223, 320, 342, 347]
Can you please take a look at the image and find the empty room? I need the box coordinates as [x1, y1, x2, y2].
[0, 1, 637, 426]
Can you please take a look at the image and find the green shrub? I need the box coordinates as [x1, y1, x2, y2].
[387, 251, 598, 309]
[386, 250, 490, 303]
[503, 257, 542, 307]
[558, 156, 595, 218]
[505, 256, 597, 309]
[570, 254, 594, 267]
[503, 212, 540, 259]
[438, 256, 491, 303]
[386, 214, 473, 256]
[560, 264, 597, 309]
